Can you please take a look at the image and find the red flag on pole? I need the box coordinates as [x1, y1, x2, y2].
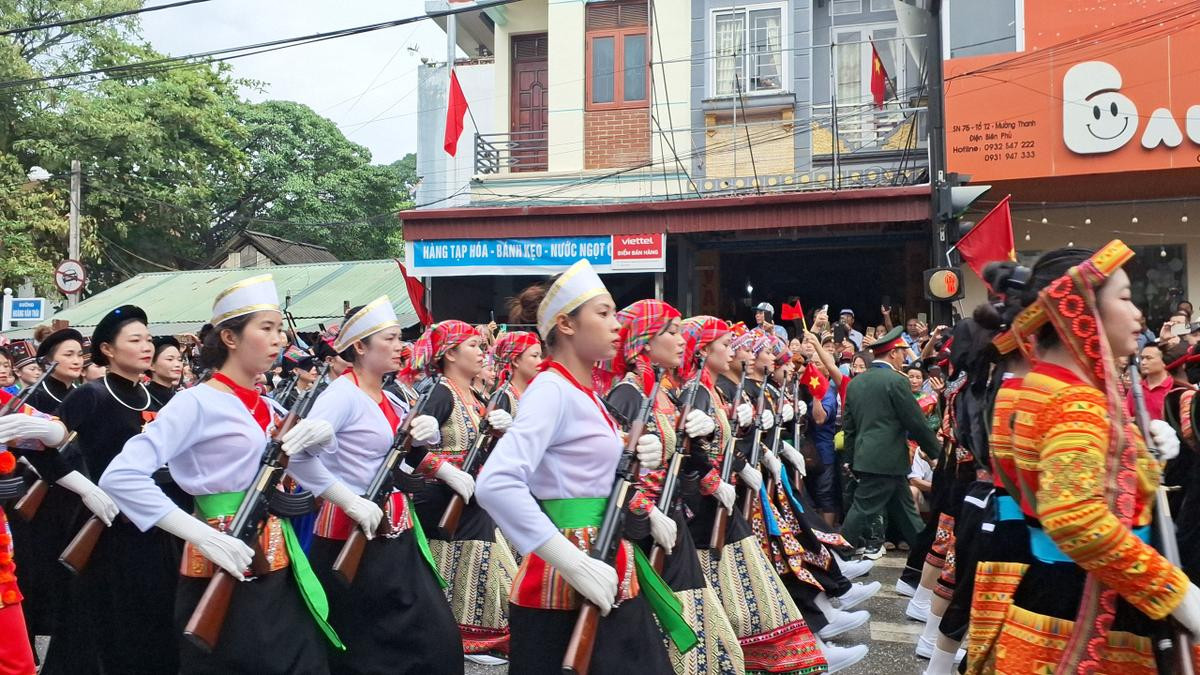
[396, 260, 434, 327]
[801, 361, 829, 400]
[443, 68, 469, 156]
[956, 194, 1017, 285]
[780, 301, 805, 321]
[870, 42, 889, 108]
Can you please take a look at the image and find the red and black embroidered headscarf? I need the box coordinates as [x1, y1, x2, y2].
[595, 299, 681, 395]
[408, 320, 479, 376]
[679, 316, 731, 388]
[491, 331, 540, 385]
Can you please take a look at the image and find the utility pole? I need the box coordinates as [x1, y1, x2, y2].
[68, 159, 81, 308]
[925, 0, 953, 326]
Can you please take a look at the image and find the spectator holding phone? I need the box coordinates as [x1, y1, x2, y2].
[839, 309, 864, 350]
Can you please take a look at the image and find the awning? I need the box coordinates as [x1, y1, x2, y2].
[2, 259, 419, 338]
[398, 185, 931, 240]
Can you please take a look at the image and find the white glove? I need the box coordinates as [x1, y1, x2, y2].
[649, 507, 677, 556]
[760, 409, 775, 431]
[486, 409, 513, 432]
[636, 433, 663, 470]
[1171, 582, 1200, 636]
[536, 534, 618, 616]
[58, 471, 119, 526]
[156, 509, 254, 581]
[322, 482, 383, 539]
[713, 481, 736, 514]
[735, 403, 753, 428]
[781, 441, 807, 477]
[795, 400, 808, 418]
[781, 403, 795, 423]
[763, 450, 784, 482]
[684, 409, 716, 438]
[0, 414, 67, 447]
[1149, 419, 1182, 462]
[435, 462, 475, 503]
[739, 464, 762, 491]
[409, 414, 440, 445]
[280, 418, 333, 456]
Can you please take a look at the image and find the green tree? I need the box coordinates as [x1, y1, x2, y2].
[0, 151, 73, 295]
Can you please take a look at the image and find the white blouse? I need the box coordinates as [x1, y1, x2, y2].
[475, 370, 623, 555]
[287, 374, 408, 495]
[100, 384, 325, 531]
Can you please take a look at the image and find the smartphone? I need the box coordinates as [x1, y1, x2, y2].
[881, 295, 892, 312]
[1173, 323, 1190, 337]
[917, 312, 928, 325]
[927, 365, 943, 380]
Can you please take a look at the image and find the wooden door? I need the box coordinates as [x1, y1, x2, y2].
[511, 33, 548, 171]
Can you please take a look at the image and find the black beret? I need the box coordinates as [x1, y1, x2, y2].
[91, 305, 148, 367]
[36, 328, 84, 362]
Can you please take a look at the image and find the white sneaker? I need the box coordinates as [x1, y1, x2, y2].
[895, 578, 918, 598]
[835, 581, 881, 611]
[906, 596, 930, 623]
[838, 557, 874, 580]
[818, 609, 870, 640]
[465, 654, 508, 666]
[823, 643, 869, 673]
[916, 633, 935, 659]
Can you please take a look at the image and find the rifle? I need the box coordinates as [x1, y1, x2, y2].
[1129, 360, 1195, 675]
[648, 356, 707, 572]
[438, 381, 510, 538]
[790, 375, 804, 486]
[738, 369, 771, 520]
[0, 363, 60, 504]
[762, 375, 790, 506]
[563, 366, 664, 675]
[709, 363, 749, 559]
[332, 374, 441, 585]
[183, 363, 329, 653]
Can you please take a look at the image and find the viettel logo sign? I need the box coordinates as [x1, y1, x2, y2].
[1063, 61, 1200, 154]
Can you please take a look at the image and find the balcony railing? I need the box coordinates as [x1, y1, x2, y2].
[811, 103, 926, 157]
[475, 130, 548, 174]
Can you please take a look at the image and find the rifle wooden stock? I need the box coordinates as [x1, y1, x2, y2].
[1129, 362, 1195, 674]
[182, 364, 330, 653]
[332, 528, 368, 586]
[333, 374, 441, 584]
[562, 602, 601, 675]
[562, 367, 663, 675]
[438, 383, 509, 538]
[648, 358, 707, 571]
[59, 514, 104, 575]
[183, 569, 236, 652]
[710, 363, 749, 560]
[14, 478, 47, 521]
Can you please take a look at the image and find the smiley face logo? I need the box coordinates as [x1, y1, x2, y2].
[1062, 61, 1139, 154]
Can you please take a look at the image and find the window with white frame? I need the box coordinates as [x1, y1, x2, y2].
[832, 25, 904, 107]
[832, 0, 862, 16]
[869, 0, 892, 12]
[711, 4, 786, 97]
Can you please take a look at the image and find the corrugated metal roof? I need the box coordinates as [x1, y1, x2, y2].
[208, 230, 338, 266]
[398, 185, 931, 240]
[3, 260, 417, 338]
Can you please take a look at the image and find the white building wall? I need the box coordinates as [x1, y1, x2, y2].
[414, 60, 496, 209]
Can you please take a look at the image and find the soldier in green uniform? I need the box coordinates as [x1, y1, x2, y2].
[841, 326, 942, 557]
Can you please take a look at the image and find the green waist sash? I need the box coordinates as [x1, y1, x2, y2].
[195, 491, 345, 651]
[403, 493, 447, 589]
[540, 497, 698, 654]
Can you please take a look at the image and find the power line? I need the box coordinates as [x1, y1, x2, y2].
[0, 0, 213, 37]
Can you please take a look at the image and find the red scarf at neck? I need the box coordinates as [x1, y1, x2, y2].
[539, 360, 617, 434]
[212, 372, 270, 431]
[345, 367, 400, 433]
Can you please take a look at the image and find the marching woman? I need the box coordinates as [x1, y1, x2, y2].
[475, 260, 677, 673]
[100, 276, 342, 673]
[403, 319, 518, 662]
[597, 300, 744, 674]
[489, 330, 542, 417]
[0, 385, 72, 674]
[286, 296, 463, 674]
[680, 316, 838, 674]
[972, 242, 1200, 673]
[147, 335, 184, 408]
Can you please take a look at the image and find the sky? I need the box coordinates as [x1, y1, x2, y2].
[139, 0, 452, 165]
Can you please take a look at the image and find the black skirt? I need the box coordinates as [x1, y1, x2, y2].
[409, 479, 497, 543]
[309, 532, 463, 675]
[508, 596, 673, 675]
[40, 517, 179, 675]
[176, 568, 329, 675]
[5, 484, 80, 638]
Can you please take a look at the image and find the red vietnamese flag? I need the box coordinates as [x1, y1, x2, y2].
[802, 362, 829, 400]
[443, 69, 469, 156]
[956, 194, 1017, 287]
[395, 260, 434, 327]
[781, 301, 805, 321]
[870, 42, 888, 108]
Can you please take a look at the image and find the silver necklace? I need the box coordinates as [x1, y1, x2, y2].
[40, 379, 73, 403]
[104, 374, 151, 412]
